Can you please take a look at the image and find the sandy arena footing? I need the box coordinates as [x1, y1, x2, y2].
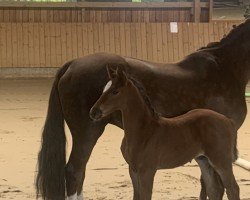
[0, 79, 249, 199]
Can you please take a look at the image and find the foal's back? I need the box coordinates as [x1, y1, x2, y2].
[155, 109, 237, 169]
[165, 109, 236, 136]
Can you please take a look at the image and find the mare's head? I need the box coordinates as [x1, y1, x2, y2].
[89, 66, 131, 120]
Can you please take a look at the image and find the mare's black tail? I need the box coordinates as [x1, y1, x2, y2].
[36, 62, 71, 200]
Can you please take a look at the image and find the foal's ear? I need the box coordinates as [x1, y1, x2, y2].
[118, 70, 128, 85]
[106, 65, 118, 79]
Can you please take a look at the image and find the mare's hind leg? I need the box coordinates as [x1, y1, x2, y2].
[129, 167, 156, 200]
[196, 157, 224, 200]
[65, 116, 106, 199]
[129, 167, 140, 199]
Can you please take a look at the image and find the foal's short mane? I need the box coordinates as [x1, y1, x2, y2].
[128, 76, 159, 119]
[200, 19, 250, 50]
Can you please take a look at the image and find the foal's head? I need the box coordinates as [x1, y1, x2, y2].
[90, 66, 133, 120]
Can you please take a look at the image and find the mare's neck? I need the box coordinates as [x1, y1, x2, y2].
[121, 88, 155, 141]
[216, 39, 250, 87]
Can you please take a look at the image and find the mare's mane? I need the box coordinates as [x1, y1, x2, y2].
[128, 76, 159, 119]
[200, 19, 250, 50]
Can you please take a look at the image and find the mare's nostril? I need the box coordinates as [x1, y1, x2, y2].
[90, 107, 102, 120]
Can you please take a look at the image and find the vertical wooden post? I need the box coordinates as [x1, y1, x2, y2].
[209, 0, 213, 22]
[194, 0, 201, 22]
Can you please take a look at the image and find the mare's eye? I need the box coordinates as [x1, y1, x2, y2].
[112, 90, 119, 95]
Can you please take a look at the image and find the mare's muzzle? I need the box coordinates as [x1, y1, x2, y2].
[89, 107, 103, 120]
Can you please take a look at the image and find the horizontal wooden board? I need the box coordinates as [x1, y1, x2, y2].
[0, 1, 211, 23]
[0, 21, 242, 68]
[0, 2, 209, 9]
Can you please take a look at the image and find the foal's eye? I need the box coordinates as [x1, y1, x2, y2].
[112, 90, 119, 95]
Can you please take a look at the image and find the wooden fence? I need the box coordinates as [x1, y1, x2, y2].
[0, 1, 212, 23]
[0, 21, 241, 68]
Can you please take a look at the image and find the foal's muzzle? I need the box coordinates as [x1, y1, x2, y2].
[89, 107, 103, 120]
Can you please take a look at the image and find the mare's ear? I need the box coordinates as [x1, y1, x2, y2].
[106, 65, 118, 79]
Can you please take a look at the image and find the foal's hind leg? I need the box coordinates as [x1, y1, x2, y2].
[196, 157, 224, 200]
[215, 165, 240, 200]
[217, 170, 240, 200]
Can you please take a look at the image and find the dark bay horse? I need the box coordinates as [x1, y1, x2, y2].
[90, 67, 239, 200]
[36, 20, 250, 200]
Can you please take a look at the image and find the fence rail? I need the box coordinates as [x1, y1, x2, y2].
[0, 1, 212, 22]
[0, 2, 210, 8]
[0, 21, 242, 68]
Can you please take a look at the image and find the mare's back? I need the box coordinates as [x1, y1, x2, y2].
[125, 49, 219, 85]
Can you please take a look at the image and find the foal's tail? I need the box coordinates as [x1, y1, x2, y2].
[230, 119, 239, 162]
[232, 133, 239, 162]
[36, 62, 71, 200]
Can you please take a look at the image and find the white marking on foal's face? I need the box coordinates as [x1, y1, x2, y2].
[67, 193, 77, 200]
[103, 81, 112, 93]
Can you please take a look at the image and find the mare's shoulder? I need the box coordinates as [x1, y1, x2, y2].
[176, 51, 220, 79]
[178, 51, 219, 71]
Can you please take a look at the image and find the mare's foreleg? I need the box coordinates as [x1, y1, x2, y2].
[196, 157, 224, 200]
[199, 175, 207, 200]
[129, 167, 156, 200]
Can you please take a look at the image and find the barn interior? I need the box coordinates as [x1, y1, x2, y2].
[0, 0, 249, 199]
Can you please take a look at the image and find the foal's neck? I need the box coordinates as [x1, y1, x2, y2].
[121, 86, 155, 140]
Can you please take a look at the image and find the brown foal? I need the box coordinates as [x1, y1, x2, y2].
[90, 67, 240, 200]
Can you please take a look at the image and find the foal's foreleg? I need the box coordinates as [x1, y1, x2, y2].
[196, 157, 224, 200]
[129, 167, 156, 200]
